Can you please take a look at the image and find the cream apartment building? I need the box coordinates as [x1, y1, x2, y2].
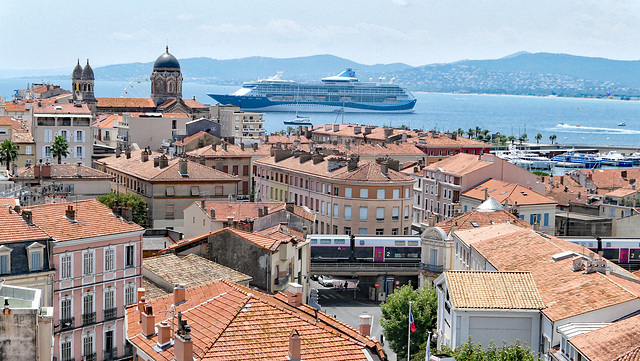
[32, 102, 94, 165]
[255, 150, 416, 235]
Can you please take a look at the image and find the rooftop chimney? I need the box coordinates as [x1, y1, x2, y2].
[333, 124, 340, 132]
[287, 282, 303, 307]
[258, 208, 263, 218]
[354, 126, 362, 135]
[286, 202, 295, 213]
[240, 143, 245, 151]
[65, 205, 75, 221]
[179, 158, 188, 176]
[158, 155, 169, 169]
[76, 162, 82, 177]
[156, 321, 171, 348]
[252, 142, 258, 151]
[227, 216, 234, 228]
[380, 163, 388, 177]
[173, 283, 186, 306]
[116, 147, 122, 158]
[288, 329, 302, 361]
[210, 208, 216, 219]
[302, 225, 308, 239]
[263, 206, 269, 216]
[141, 305, 156, 337]
[312, 153, 324, 164]
[137, 296, 146, 321]
[153, 156, 160, 167]
[125, 148, 131, 159]
[21, 210, 33, 225]
[175, 313, 193, 361]
[137, 288, 146, 304]
[141, 150, 149, 162]
[359, 315, 372, 336]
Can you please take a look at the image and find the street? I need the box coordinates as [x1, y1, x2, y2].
[311, 279, 398, 361]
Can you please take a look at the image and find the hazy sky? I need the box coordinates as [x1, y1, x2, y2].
[3, 0, 640, 69]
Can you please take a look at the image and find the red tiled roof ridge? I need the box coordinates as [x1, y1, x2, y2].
[603, 272, 640, 297]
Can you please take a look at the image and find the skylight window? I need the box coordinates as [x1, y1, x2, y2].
[471, 222, 479, 227]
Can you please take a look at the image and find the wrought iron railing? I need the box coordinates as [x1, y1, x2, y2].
[82, 312, 96, 326]
[103, 308, 118, 321]
[59, 316, 74, 331]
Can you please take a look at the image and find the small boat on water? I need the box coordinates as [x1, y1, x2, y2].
[283, 116, 313, 126]
[618, 122, 626, 126]
[494, 145, 556, 170]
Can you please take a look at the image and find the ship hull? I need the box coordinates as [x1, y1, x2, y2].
[208, 94, 417, 113]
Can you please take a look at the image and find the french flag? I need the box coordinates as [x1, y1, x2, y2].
[409, 309, 416, 332]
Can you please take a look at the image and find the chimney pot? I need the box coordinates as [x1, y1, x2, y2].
[173, 283, 186, 305]
[157, 321, 171, 347]
[137, 288, 146, 304]
[210, 208, 216, 219]
[65, 205, 76, 221]
[288, 329, 302, 361]
[227, 216, 234, 228]
[263, 206, 268, 215]
[287, 283, 303, 307]
[22, 210, 33, 225]
[141, 305, 156, 337]
[359, 315, 372, 336]
[286, 202, 294, 213]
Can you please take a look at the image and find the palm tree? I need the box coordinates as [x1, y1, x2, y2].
[51, 135, 70, 164]
[535, 133, 542, 144]
[0, 140, 19, 172]
[457, 128, 464, 137]
[549, 134, 557, 144]
[467, 128, 474, 138]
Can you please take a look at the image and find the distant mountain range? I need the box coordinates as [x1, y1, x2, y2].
[7, 52, 640, 98]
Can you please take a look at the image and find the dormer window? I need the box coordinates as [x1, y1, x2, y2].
[27, 242, 46, 271]
[0, 245, 12, 274]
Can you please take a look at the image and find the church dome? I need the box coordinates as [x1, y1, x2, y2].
[154, 46, 180, 70]
[72, 60, 83, 79]
[81, 60, 94, 80]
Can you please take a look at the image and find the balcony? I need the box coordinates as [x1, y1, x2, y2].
[82, 312, 96, 326]
[82, 353, 96, 361]
[103, 347, 118, 360]
[59, 316, 74, 331]
[103, 308, 117, 321]
[124, 342, 133, 356]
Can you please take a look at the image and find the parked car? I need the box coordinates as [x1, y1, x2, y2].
[310, 275, 319, 281]
[318, 275, 333, 287]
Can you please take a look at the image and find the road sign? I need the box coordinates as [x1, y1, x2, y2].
[375, 282, 380, 288]
[395, 280, 400, 286]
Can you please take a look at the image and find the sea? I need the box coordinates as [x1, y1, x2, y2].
[2, 77, 640, 148]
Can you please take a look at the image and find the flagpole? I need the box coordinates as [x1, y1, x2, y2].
[408, 301, 412, 361]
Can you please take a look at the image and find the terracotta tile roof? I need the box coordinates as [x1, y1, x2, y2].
[33, 102, 91, 114]
[33, 86, 48, 94]
[436, 209, 531, 234]
[144, 253, 252, 287]
[256, 156, 415, 184]
[12, 132, 34, 143]
[159, 99, 176, 108]
[183, 98, 207, 109]
[569, 314, 640, 361]
[97, 114, 121, 128]
[0, 116, 12, 126]
[96, 97, 156, 108]
[444, 271, 545, 310]
[0, 198, 18, 208]
[127, 279, 382, 361]
[414, 134, 488, 147]
[463, 179, 557, 206]
[312, 142, 426, 157]
[128, 112, 190, 118]
[604, 187, 638, 198]
[26, 199, 143, 242]
[14, 164, 113, 180]
[545, 177, 593, 206]
[424, 153, 494, 175]
[311, 123, 418, 141]
[5, 102, 26, 112]
[163, 227, 285, 253]
[255, 224, 304, 242]
[200, 201, 286, 222]
[575, 168, 640, 191]
[96, 150, 240, 182]
[172, 131, 216, 146]
[456, 223, 640, 322]
[0, 206, 50, 243]
[188, 143, 271, 158]
[262, 135, 312, 144]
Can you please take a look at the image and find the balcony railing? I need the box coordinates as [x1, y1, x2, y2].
[82, 352, 96, 361]
[124, 342, 133, 356]
[82, 312, 96, 326]
[103, 308, 117, 321]
[103, 347, 118, 360]
[419, 262, 444, 274]
[59, 316, 74, 331]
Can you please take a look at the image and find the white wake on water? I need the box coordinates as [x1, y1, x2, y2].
[551, 123, 640, 135]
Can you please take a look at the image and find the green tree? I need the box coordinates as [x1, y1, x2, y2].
[467, 128, 475, 139]
[431, 339, 541, 361]
[51, 135, 70, 164]
[519, 133, 528, 144]
[98, 192, 148, 226]
[0, 140, 19, 171]
[535, 133, 542, 144]
[457, 128, 464, 137]
[549, 134, 557, 144]
[380, 284, 437, 360]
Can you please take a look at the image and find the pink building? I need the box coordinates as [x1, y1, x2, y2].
[28, 199, 144, 361]
[419, 153, 543, 225]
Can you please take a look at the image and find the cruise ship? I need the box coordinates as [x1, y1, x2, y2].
[208, 69, 417, 113]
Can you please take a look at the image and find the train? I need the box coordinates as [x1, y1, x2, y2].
[565, 237, 640, 264]
[309, 235, 421, 263]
